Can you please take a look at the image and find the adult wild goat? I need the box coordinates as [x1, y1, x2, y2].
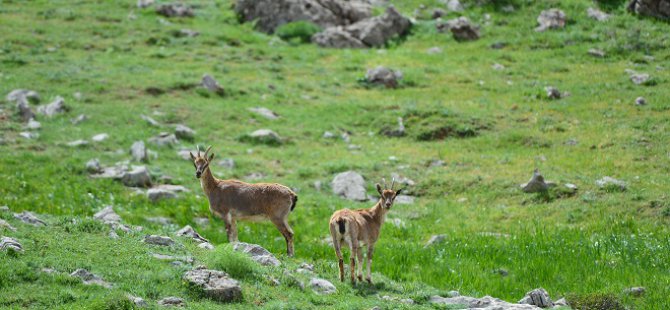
[329, 179, 402, 284]
[190, 146, 298, 256]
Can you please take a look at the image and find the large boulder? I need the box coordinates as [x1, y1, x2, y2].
[235, 0, 372, 34]
[240, 129, 283, 145]
[183, 267, 242, 302]
[628, 0, 670, 20]
[331, 171, 367, 201]
[313, 6, 411, 48]
[232, 242, 281, 266]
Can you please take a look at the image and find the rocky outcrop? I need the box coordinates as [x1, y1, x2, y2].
[628, 0, 670, 20]
[232, 242, 281, 266]
[183, 267, 242, 302]
[313, 7, 411, 48]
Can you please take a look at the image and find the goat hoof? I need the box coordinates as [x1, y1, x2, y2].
[366, 278, 372, 284]
[357, 275, 363, 282]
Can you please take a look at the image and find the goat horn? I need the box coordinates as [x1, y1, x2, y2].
[204, 145, 212, 157]
[382, 178, 387, 190]
[196, 145, 201, 157]
[391, 177, 396, 190]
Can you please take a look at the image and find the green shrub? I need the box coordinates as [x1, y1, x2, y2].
[275, 21, 321, 44]
[204, 245, 261, 280]
[566, 293, 626, 310]
[88, 292, 134, 310]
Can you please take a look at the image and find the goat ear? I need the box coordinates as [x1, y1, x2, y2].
[208, 153, 215, 161]
[395, 189, 402, 196]
[376, 183, 383, 195]
[189, 152, 196, 161]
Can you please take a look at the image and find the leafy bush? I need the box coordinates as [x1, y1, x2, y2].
[566, 293, 626, 310]
[275, 21, 321, 44]
[204, 245, 261, 280]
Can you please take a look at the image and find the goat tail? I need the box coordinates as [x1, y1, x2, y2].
[336, 218, 346, 234]
[290, 193, 298, 212]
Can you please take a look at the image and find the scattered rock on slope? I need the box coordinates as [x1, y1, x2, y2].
[313, 6, 411, 48]
[144, 235, 175, 246]
[176, 225, 209, 243]
[94, 206, 122, 224]
[332, 171, 367, 201]
[628, 0, 670, 20]
[175, 124, 195, 141]
[0, 237, 23, 252]
[26, 118, 41, 130]
[232, 242, 281, 266]
[0, 219, 16, 232]
[6, 89, 40, 105]
[156, 3, 194, 17]
[121, 166, 152, 187]
[37, 96, 68, 117]
[240, 129, 283, 145]
[365, 66, 403, 88]
[437, 17, 480, 41]
[536, 9, 566, 32]
[130, 141, 148, 162]
[520, 169, 553, 193]
[310, 278, 337, 295]
[235, 0, 372, 34]
[596, 176, 627, 191]
[149, 132, 178, 147]
[431, 295, 541, 309]
[587, 7, 610, 21]
[16, 100, 36, 122]
[157, 297, 185, 307]
[86, 159, 103, 174]
[518, 288, 553, 308]
[425, 234, 447, 247]
[184, 267, 242, 302]
[201, 74, 225, 95]
[248, 107, 279, 120]
[70, 269, 112, 288]
[14, 211, 47, 226]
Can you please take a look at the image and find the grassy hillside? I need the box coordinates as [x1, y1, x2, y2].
[1, 0, 669, 309]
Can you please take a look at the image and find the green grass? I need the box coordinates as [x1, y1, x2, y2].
[1, 0, 669, 309]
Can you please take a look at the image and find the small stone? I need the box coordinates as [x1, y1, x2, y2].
[248, 107, 279, 120]
[0, 236, 23, 252]
[91, 133, 108, 142]
[365, 66, 403, 88]
[624, 287, 645, 297]
[217, 158, 235, 169]
[564, 183, 578, 192]
[425, 234, 447, 247]
[86, 159, 103, 174]
[109, 230, 119, 239]
[147, 188, 178, 202]
[545, 86, 562, 100]
[241, 129, 283, 145]
[175, 124, 195, 141]
[439, 17, 480, 41]
[38, 96, 68, 117]
[432, 8, 446, 19]
[94, 206, 122, 224]
[446, 0, 464, 12]
[70, 269, 111, 288]
[630, 73, 651, 85]
[0, 219, 16, 232]
[152, 253, 194, 264]
[202, 74, 225, 95]
[587, 7, 610, 21]
[16, 99, 36, 122]
[521, 169, 551, 193]
[140, 114, 160, 127]
[19, 131, 38, 139]
[71, 114, 87, 125]
[492, 63, 505, 71]
[149, 132, 178, 147]
[176, 225, 209, 243]
[554, 298, 568, 306]
[174, 29, 199, 37]
[399, 298, 415, 304]
[322, 131, 336, 139]
[0, 206, 9, 212]
[518, 288, 553, 308]
[635, 97, 647, 106]
[232, 242, 281, 266]
[198, 242, 215, 250]
[137, 0, 154, 8]
[144, 235, 175, 246]
[128, 295, 148, 307]
[596, 176, 627, 191]
[310, 278, 336, 295]
[427, 47, 443, 54]
[394, 195, 415, 205]
[14, 211, 47, 226]
[66, 140, 89, 147]
[157, 297, 185, 307]
[26, 118, 41, 130]
[447, 290, 460, 297]
[6, 89, 40, 105]
[588, 48, 606, 58]
[194, 217, 210, 226]
[382, 117, 405, 137]
[536, 9, 566, 32]
[156, 3, 194, 17]
[183, 267, 242, 302]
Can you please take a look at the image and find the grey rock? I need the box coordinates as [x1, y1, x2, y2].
[313, 6, 411, 48]
[86, 159, 103, 174]
[152, 253, 194, 264]
[6, 89, 40, 105]
[492, 63, 505, 71]
[564, 183, 578, 193]
[24, 118, 40, 130]
[70, 269, 111, 288]
[438, 17, 480, 41]
[432, 8, 446, 19]
[147, 188, 178, 202]
[16, 100, 36, 122]
[176, 225, 209, 243]
[624, 287, 645, 297]
[235, 0, 372, 34]
[536, 9, 566, 32]
[128, 295, 148, 307]
[427, 47, 443, 54]
[149, 132, 178, 147]
[130, 141, 148, 162]
[66, 139, 89, 147]
[399, 298, 415, 304]
[218, 158, 235, 169]
[14, 211, 47, 226]
[596, 176, 627, 191]
[587, 7, 610, 21]
[71, 114, 88, 125]
[94, 206, 122, 224]
[202, 74, 225, 95]
[630, 72, 651, 85]
[177, 149, 195, 161]
[248, 107, 279, 120]
[431, 295, 540, 309]
[19, 131, 39, 139]
[109, 230, 119, 239]
[628, 0, 670, 20]
[156, 3, 194, 17]
[157, 297, 185, 307]
[365, 66, 403, 88]
[446, 0, 464, 12]
[545, 86, 563, 100]
[521, 169, 551, 193]
[91, 162, 129, 180]
[121, 166, 152, 188]
[144, 235, 175, 246]
[245, 129, 283, 145]
[425, 234, 447, 247]
[198, 242, 215, 250]
[312, 27, 366, 48]
[183, 267, 242, 302]
[146, 216, 172, 225]
[310, 278, 337, 294]
[588, 48, 606, 58]
[232, 242, 281, 266]
[382, 117, 405, 137]
[175, 124, 195, 141]
[332, 171, 367, 201]
[194, 217, 210, 226]
[0, 236, 22, 252]
[175, 29, 199, 37]
[323, 131, 337, 139]
[91, 133, 108, 142]
[447, 290, 461, 297]
[0, 206, 9, 212]
[554, 298, 568, 306]
[137, 0, 154, 8]
[0, 219, 16, 232]
[390, 172, 415, 186]
[519, 288, 553, 308]
[140, 114, 160, 127]
[635, 97, 647, 106]
[38, 96, 68, 117]
[394, 195, 415, 205]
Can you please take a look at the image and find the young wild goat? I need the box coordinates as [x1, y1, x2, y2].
[329, 179, 402, 284]
[190, 146, 298, 256]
